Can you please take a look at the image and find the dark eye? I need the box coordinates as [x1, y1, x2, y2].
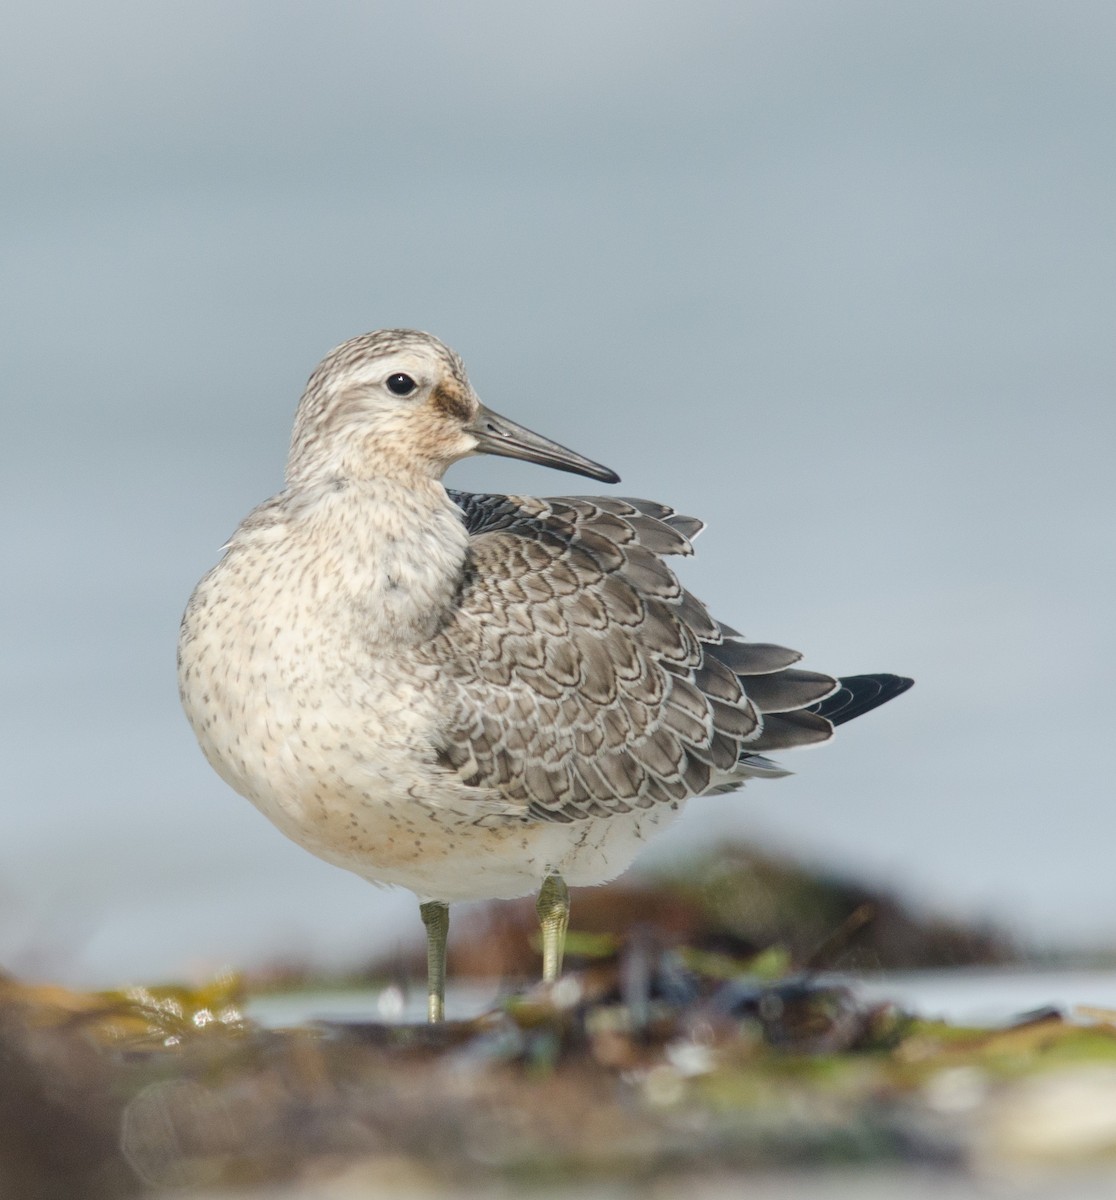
[386, 373, 417, 396]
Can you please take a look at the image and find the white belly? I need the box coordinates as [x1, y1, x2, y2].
[179, 559, 684, 903]
[184, 669, 687, 901]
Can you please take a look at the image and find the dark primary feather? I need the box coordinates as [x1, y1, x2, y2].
[809, 673, 914, 726]
[419, 491, 910, 824]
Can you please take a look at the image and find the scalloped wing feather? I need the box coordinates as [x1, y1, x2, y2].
[420, 492, 838, 822]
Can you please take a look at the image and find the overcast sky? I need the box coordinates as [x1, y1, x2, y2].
[3, 1, 1114, 984]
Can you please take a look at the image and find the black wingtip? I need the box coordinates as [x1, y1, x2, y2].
[810, 673, 914, 727]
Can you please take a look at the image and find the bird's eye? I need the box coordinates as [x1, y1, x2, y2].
[386, 373, 417, 396]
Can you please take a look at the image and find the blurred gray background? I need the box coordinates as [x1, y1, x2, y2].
[3, 1, 1113, 985]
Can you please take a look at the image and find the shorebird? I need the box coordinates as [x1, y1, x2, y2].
[178, 329, 912, 1022]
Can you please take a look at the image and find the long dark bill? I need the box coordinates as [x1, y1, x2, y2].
[467, 404, 620, 484]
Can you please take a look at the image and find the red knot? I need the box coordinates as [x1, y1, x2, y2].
[178, 329, 912, 1021]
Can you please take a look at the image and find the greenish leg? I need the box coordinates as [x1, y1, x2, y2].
[536, 874, 570, 983]
[419, 900, 449, 1023]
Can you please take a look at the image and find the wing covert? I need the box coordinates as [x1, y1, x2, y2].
[417, 491, 834, 822]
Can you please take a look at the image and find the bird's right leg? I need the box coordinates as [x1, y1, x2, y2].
[419, 899, 449, 1023]
[536, 873, 570, 983]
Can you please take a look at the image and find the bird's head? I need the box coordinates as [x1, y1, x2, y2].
[287, 329, 619, 487]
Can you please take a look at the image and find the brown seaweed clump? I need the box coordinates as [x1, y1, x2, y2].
[4, 938, 1116, 1199]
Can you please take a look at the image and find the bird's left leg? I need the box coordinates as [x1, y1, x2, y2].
[419, 899, 449, 1023]
[535, 873, 570, 983]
